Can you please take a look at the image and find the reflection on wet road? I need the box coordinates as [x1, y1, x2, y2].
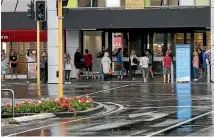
[1, 82, 214, 136]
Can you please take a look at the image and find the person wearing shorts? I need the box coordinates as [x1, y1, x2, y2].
[84, 49, 93, 80]
[163, 52, 172, 83]
[9, 51, 18, 79]
[140, 52, 149, 83]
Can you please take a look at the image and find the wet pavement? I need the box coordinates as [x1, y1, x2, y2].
[1, 80, 214, 136]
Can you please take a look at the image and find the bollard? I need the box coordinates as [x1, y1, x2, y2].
[171, 62, 174, 83]
[207, 64, 210, 83]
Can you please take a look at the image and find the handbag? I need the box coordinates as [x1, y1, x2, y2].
[133, 58, 139, 65]
[108, 68, 112, 75]
[116, 64, 121, 70]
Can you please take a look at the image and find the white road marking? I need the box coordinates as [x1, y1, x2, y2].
[5, 84, 133, 137]
[83, 84, 131, 96]
[145, 110, 214, 137]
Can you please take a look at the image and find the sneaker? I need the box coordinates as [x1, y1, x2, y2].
[132, 78, 136, 80]
[65, 82, 67, 84]
[193, 79, 198, 82]
[106, 82, 110, 84]
[68, 82, 71, 84]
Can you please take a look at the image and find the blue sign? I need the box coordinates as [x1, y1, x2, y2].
[176, 84, 192, 120]
[176, 44, 191, 82]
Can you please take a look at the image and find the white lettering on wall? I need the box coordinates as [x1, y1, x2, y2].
[1, 36, 8, 40]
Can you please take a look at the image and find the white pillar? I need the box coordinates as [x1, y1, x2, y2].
[211, 0, 214, 81]
[66, 30, 80, 78]
[47, 0, 59, 83]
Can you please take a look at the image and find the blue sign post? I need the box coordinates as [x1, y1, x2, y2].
[176, 44, 191, 82]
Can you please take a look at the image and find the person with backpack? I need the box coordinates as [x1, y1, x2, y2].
[130, 50, 138, 80]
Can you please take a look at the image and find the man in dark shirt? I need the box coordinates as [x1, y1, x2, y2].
[202, 48, 211, 81]
[9, 51, 18, 79]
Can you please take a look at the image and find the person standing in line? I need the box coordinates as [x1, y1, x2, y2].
[162, 52, 173, 83]
[74, 48, 83, 80]
[84, 49, 93, 80]
[40, 52, 47, 83]
[195, 42, 203, 80]
[130, 50, 138, 80]
[1, 54, 8, 82]
[101, 52, 111, 83]
[202, 48, 211, 81]
[146, 49, 154, 79]
[9, 51, 18, 80]
[192, 51, 199, 81]
[26, 51, 35, 63]
[64, 54, 72, 84]
[116, 48, 123, 79]
[140, 52, 149, 83]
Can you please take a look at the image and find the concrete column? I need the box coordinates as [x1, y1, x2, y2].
[66, 30, 80, 78]
[211, 0, 214, 81]
[47, 0, 58, 83]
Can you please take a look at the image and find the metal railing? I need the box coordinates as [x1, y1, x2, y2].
[1, 89, 15, 117]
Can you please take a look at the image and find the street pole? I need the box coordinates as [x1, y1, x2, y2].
[58, 0, 63, 97]
[37, 21, 41, 96]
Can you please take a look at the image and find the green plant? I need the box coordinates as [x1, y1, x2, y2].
[1, 96, 94, 115]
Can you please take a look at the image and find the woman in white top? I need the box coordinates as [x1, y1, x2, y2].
[64, 54, 72, 84]
[26, 50, 35, 63]
[130, 50, 138, 80]
[140, 52, 149, 83]
[101, 52, 111, 83]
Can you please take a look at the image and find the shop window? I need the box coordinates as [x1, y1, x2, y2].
[92, 0, 105, 7]
[195, 0, 210, 6]
[175, 33, 184, 44]
[153, 33, 164, 57]
[150, 0, 162, 6]
[206, 31, 211, 50]
[194, 33, 203, 48]
[83, 31, 102, 58]
[125, 0, 144, 9]
[144, 0, 150, 6]
[78, 0, 91, 7]
[168, 0, 179, 6]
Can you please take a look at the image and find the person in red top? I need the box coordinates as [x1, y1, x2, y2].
[84, 49, 93, 80]
[163, 52, 173, 83]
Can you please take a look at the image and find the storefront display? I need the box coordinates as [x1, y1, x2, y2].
[1, 30, 47, 75]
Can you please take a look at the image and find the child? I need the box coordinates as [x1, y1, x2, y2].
[140, 52, 149, 83]
[163, 52, 173, 83]
[101, 52, 111, 83]
[193, 51, 199, 81]
[64, 54, 72, 84]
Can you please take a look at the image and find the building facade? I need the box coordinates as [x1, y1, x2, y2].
[1, 0, 213, 83]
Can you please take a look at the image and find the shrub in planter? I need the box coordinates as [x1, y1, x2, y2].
[1, 96, 94, 115]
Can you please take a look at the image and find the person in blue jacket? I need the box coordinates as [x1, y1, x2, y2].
[116, 48, 123, 79]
